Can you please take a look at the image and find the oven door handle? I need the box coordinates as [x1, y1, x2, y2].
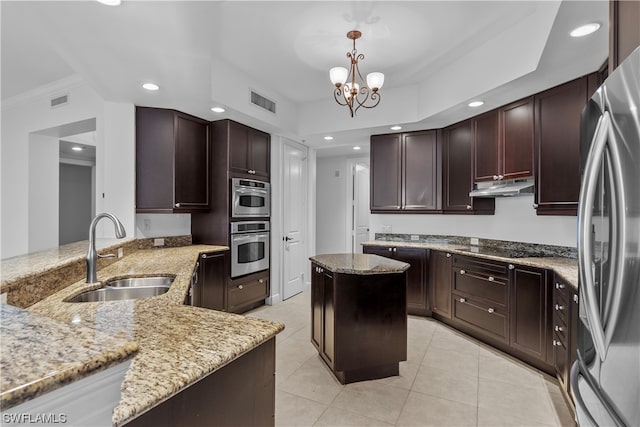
[235, 188, 268, 195]
[232, 233, 269, 242]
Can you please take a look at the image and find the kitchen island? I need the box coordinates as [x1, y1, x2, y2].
[2, 245, 283, 426]
[309, 253, 409, 384]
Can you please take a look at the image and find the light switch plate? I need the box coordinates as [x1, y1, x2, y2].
[117, 248, 124, 258]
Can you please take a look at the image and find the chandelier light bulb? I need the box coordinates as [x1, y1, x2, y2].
[366, 72, 385, 91]
[330, 67, 348, 86]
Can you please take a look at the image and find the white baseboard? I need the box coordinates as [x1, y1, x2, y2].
[266, 293, 281, 306]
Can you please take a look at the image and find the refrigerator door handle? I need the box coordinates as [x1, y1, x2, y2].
[578, 112, 611, 361]
[578, 110, 628, 362]
[570, 360, 600, 427]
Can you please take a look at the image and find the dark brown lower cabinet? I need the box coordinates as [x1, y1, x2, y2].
[430, 251, 453, 319]
[125, 338, 275, 427]
[192, 251, 227, 310]
[310, 262, 407, 384]
[509, 265, 553, 371]
[362, 245, 429, 316]
[227, 270, 269, 314]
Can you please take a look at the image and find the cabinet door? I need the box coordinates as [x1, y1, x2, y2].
[403, 131, 441, 211]
[534, 77, 587, 216]
[322, 270, 335, 367]
[473, 110, 500, 182]
[199, 252, 227, 311]
[395, 247, 428, 315]
[443, 121, 473, 212]
[174, 113, 210, 209]
[370, 134, 402, 211]
[136, 107, 176, 212]
[249, 129, 270, 178]
[510, 266, 551, 364]
[229, 121, 251, 174]
[311, 264, 324, 351]
[500, 97, 534, 180]
[610, 0, 640, 71]
[430, 251, 452, 319]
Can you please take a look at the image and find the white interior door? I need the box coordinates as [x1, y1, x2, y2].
[350, 158, 370, 253]
[282, 142, 307, 300]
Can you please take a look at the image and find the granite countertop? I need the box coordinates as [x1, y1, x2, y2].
[10, 245, 284, 426]
[0, 304, 139, 409]
[363, 239, 578, 289]
[310, 253, 410, 275]
[0, 238, 137, 291]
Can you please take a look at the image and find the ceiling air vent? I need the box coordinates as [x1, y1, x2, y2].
[250, 90, 276, 114]
[50, 93, 69, 108]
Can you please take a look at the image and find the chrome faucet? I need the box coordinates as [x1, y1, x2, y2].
[86, 213, 127, 283]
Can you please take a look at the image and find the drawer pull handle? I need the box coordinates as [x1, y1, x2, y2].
[487, 307, 495, 314]
[555, 325, 564, 332]
[573, 294, 579, 303]
[488, 276, 495, 282]
[388, 248, 393, 252]
[555, 283, 565, 290]
[459, 298, 466, 303]
[238, 285, 244, 290]
[466, 205, 472, 210]
[460, 270, 466, 275]
[446, 253, 451, 258]
[555, 304, 565, 311]
[259, 279, 264, 283]
[553, 340, 561, 346]
[508, 264, 515, 270]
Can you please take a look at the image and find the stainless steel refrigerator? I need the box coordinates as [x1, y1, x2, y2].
[571, 46, 640, 427]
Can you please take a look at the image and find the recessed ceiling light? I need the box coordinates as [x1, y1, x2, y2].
[570, 23, 600, 37]
[468, 101, 484, 107]
[71, 146, 84, 151]
[324, 136, 334, 141]
[353, 146, 361, 150]
[211, 107, 225, 113]
[390, 125, 402, 131]
[97, 0, 121, 5]
[142, 83, 159, 91]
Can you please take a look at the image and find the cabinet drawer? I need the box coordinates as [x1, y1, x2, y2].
[228, 275, 268, 312]
[452, 295, 508, 341]
[453, 267, 507, 305]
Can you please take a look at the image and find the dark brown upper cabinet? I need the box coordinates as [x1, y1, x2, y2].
[136, 107, 210, 213]
[610, 0, 640, 72]
[443, 120, 495, 214]
[473, 98, 534, 182]
[534, 76, 591, 216]
[228, 120, 270, 180]
[370, 130, 441, 213]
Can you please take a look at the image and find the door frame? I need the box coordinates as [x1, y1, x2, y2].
[269, 136, 311, 305]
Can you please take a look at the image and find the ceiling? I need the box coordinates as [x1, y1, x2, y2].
[1, 1, 608, 157]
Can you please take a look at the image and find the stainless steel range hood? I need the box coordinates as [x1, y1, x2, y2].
[469, 178, 534, 197]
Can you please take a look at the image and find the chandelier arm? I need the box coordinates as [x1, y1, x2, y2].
[333, 87, 349, 107]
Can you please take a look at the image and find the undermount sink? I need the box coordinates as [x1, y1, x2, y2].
[66, 276, 175, 303]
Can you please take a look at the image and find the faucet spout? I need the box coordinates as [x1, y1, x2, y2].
[86, 213, 127, 284]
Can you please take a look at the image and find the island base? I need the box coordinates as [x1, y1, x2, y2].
[333, 362, 399, 385]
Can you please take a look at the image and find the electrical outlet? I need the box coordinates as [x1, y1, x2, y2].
[117, 247, 124, 258]
[153, 238, 165, 247]
[410, 235, 419, 241]
[470, 237, 479, 246]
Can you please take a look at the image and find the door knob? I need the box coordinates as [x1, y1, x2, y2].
[284, 236, 293, 241]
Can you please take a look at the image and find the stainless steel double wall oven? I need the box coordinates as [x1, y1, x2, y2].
[230, 178, 271, 278]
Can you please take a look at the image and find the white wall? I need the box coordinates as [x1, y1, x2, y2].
[370, 195, 577, 247]
[0, 79, 136, 259]
[316, 154, 578, 249]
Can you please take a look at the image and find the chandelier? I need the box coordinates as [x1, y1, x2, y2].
[330, 30, 384, 117]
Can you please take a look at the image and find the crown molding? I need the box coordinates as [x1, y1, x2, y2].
[1, 74, 85, 111]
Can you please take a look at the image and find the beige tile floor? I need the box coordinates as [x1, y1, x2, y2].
[247, 291, 575, 427]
